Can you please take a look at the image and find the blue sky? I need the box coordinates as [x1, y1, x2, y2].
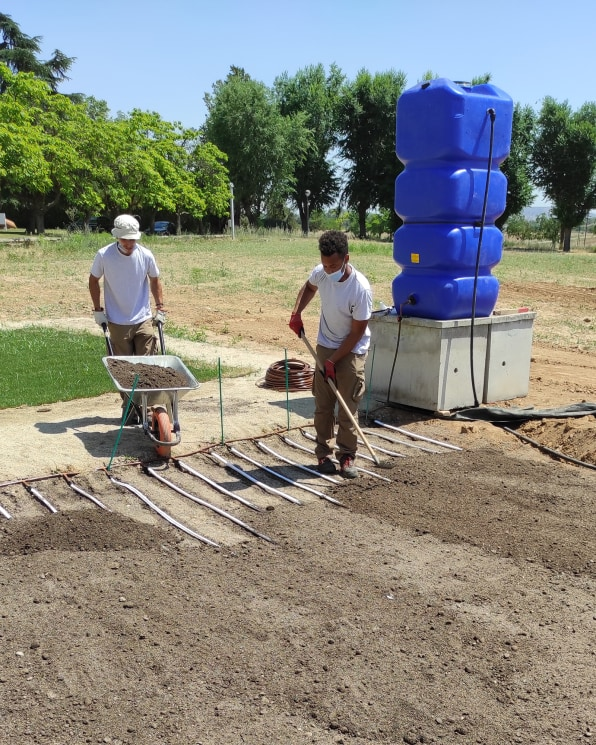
[4, 0, 593, 129]
[3, 0, 593, 209]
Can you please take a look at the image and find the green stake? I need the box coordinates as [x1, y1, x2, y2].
[107, 373, 140, 471]
[284, 348, 290, 430]
[218, 357, 224, 444]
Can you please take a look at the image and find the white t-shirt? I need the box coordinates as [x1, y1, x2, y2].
[90, 242, 159, 325]
[308, 264, 372, 354]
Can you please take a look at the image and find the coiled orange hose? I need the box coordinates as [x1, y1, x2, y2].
[263, 358, 314, 392]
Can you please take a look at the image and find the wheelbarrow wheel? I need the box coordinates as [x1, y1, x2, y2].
[152, 406, 172, 458]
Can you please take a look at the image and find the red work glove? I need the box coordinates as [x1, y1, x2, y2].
[323, 359, 336, 384]
[289, 313, 304, 337]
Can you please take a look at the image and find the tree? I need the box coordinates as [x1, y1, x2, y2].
[188, 141, 231, 233]
[0, 13, 74, 92]
[274, 64, 344, 232]
[497, 103, 536, 229]
[0, 65, 82, 233]
[337, 69, 407, 238]
[532, 97, 596, 251]
[203, 67, 311, 225]
[110, 110, 220, 232]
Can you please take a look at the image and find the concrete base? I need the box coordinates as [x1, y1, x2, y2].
[366, 311, 536, 412]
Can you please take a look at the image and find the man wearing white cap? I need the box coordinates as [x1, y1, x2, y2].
[89, 215, 166, 421]
[89, 214, 166, 355]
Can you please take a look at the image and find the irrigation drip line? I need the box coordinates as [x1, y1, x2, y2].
[0, 425, 313, 490]
[229, 445, 337, 502]
[109, 475, 220, 547]
[362, 428, 442, 454]
[281, 435, 392, 483]
[373, 420, 462, 451]
[227, 447, 304, 504]
[300, 428, 388, 468]
[145, 466, 273, 543]
[175, 459, 263, 511]
[66, 478, 111, 511]
[255, 440, 342, 485]
[0, 470, 80, 489]
[356, 437, 407, 459]
[25, 484, 58, 514]
[503, 427, 596, 471]
[208, 450, 320, 505]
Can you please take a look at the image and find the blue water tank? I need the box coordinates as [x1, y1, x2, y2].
[392, 78, 513, 320]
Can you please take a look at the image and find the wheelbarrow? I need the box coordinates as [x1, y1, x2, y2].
[101, 328, 199, 457]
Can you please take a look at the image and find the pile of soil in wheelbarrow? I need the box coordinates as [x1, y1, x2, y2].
[106, 358, 189, 389]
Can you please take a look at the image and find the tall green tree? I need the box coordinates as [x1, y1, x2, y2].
[274, 64, 344, 232]
[0, 13, 74, 92]
[532, 97, 596, 251]
[0, 65, 85, 232]
[497, 103, 536, 229]
[337, 68, 407, 238]
[188, 140, 231, 233]
[203, 67, 311, 225]
[110, 110, 223, 232]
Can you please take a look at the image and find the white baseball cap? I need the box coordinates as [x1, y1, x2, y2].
[111, 214, 141, 240]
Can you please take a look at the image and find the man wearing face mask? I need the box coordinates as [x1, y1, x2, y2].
[289, 230, 372, 478]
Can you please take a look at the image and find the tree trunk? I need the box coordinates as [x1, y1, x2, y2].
[562, 226, 572, 253]
[358, 203, 367, 239]
[298, 203, 306, 234]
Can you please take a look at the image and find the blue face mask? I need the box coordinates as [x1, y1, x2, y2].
[326, 260, 345, 282]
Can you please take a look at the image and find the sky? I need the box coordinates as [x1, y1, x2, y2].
[3, 0, 594, 207]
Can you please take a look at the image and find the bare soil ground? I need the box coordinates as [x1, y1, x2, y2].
[0, 276, 595, 745]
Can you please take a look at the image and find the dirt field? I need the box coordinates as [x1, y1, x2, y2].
[0, 259, 595, 745]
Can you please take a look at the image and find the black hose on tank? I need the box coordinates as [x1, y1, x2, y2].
[469, 107, 496, 407]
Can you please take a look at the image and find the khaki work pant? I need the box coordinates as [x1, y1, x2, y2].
[313, 344, 367, 462]
[108, 319, 158, 356]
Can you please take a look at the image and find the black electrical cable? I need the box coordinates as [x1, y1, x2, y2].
[469, 107, 497, 408]
[384, 299, 415, 403]
[503, 427, 596, 471]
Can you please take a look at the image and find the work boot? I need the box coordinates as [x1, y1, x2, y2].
[317, 457, 337, 475]
[339, 455, 358, 479]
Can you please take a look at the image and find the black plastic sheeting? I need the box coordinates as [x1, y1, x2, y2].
[448, 402, 596, 423]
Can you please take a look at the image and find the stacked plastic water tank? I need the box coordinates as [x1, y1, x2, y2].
[392, 78, 513, 320]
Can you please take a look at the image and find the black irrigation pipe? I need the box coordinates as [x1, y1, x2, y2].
[227, 447, 304, 504]
[361, 428, 442, 454]
[63, 476, 111, 511]
[109, 475, 220, 547]
[175, 458, 263, 512]
[280, 435, 392, 483]
[0, 470, 80, 489]
[255, 440, 341, 485]
[0, 425, 312, 491]
[503, 427, 596, 471]
[145, 466, 273, 543]
[24, 484, 58, 514]
[208, 450, 318, 505]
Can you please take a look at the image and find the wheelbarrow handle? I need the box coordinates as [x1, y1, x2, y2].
[156, 320, 166, 355]
[101, 322, 114, 356]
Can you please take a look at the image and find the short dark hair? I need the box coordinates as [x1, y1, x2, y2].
[318, 230, 348, 257]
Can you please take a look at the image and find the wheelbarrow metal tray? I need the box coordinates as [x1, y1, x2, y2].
[102, 355, 199, 406]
